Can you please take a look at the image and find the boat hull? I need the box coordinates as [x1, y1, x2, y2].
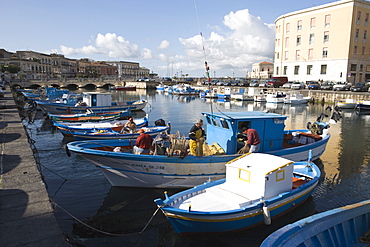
[36, 100, 147, 114]
[67, 134, 329, 188]
[261, 199, 370, 247]
[53, 117, 148, 137]
[71, 126, 168, 140]
[155, 163, 320, 234]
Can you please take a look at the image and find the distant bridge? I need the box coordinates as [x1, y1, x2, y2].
[8, 78, 157, 89]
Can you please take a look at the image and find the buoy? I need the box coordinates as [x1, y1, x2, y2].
[262, 203, 271, 225]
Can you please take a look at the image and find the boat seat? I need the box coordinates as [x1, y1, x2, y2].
[292, 177, 307, 189]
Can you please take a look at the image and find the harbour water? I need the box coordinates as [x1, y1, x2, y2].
[24, 89, 370, 246]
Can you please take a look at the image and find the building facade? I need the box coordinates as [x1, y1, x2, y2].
[248, 61, 274, 79]
[274, 0, 370, 84]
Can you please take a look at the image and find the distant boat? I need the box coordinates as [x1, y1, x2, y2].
[66, 111, 331, 188]
[284, 93, 310, 104]
[35, 92, 147, 114]
[355, 100, 370, 114]
[154, 152, 320, 234]
[261, 199, 370, 247]
[114, 86, 136, 91]
[336, 98, 357, 109]
[265, 91, 287, 104]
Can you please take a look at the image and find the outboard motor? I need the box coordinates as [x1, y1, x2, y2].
[307, 121, 330, 135]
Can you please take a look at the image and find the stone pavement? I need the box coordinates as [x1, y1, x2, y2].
[0, 88, 69, 246]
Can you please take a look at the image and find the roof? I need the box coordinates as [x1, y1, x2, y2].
[227, 153, 294, 175]
[202, 111, 287, 120]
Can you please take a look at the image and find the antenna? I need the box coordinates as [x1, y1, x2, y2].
[194, 0, 213, 113]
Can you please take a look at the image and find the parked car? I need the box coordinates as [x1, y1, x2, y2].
[307, 81, 321, 90]
[259, 81, 267, 87]
[282, 82, 293, 89]
[320, 81, 334, 90]
[290, 82, 305, 90]
[333, 81, 351, 91]
[237, 81, 247, 87]
[249, 80, 259, 87]
[0, 89, 4, 98]
[350, 82, 369, 92]
[266, 77, 288, 88]
[230, 81, 238, 86]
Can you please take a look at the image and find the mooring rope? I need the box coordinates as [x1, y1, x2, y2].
[52, 202, 162, 237]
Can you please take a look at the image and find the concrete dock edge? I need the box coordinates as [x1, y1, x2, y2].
[0, 88, 69, 247]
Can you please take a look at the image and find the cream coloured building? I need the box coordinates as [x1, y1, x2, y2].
[274, 0, 370, 84]
[248, 61, 274, 79]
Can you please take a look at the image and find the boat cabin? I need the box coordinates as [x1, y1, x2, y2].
[82, 92, 112, 107]
[224, 153, 294, 199]
[202, 111, 287, 154]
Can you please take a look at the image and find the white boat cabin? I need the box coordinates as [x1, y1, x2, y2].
[224, 153, 294, 200]
[82, 92, 112, 107]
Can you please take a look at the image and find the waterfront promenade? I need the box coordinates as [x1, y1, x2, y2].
[0, 89, 69, 246]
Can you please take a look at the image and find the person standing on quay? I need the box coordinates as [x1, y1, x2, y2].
[189, 119, 206, 156]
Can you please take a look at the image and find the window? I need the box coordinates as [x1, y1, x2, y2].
[285, 37, 289, 48]
[308, 49, 313, 60]
[309, 33, 315, 45]
[321, 65, 327, 74]
[285, 51, 289, 60]
[296, 50, 301, 60]
[294, 66, 300, 75]
[296, 35, 301, 46]
[286, 22, 290, 34]
[283, 66, 288, 75]
[351, 64, 357, 71]
[362, 47, 366, 58]
[366, 13, 369, 26]
[220, 119, 229, 129]
[357, 11, 361, 25]
[307, 65, 313, 75]
[310, 17, 316, 29]
[323, 47, 328, 58]
[276, 52, 279, 59]
[354, 46, 358, 58]
[360, 64, 364, 71]
[276, 66, 279, 75]
[364, 30, 367, 43]
[324, 31, 329, 43]
[325, 14, 331, 27]
[297, 20, 302, 31]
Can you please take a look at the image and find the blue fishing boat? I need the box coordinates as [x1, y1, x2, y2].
[154, 152, 320, 234]
[53, 116, 149, 137]
[68, 126, 169, 141]
[66, 111, 331, 188]
[35, 92, 147, 114]
[261, 199, 370, 247]
[48, 110, 130, 122]
[355, 100, 370, 114]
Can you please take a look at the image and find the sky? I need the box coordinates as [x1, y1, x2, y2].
[1, 0, 337, 78]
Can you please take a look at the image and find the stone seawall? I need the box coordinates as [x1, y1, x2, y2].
[307, 90, 370, 103]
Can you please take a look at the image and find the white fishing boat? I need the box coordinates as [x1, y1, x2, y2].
[336, 98, 358, 109]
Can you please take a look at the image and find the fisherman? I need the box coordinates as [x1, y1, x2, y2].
[122, 117, 137, 133]
[133, 129, 154, 154]
[237, 127, 260, 154]
[189, 119, 206, 156]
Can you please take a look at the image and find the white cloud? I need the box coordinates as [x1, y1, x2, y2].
[55, 9, 274, 77]
[176, 8, 275, 76]
[59, 33, 149, 59]
[158, 40, 170, 50]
